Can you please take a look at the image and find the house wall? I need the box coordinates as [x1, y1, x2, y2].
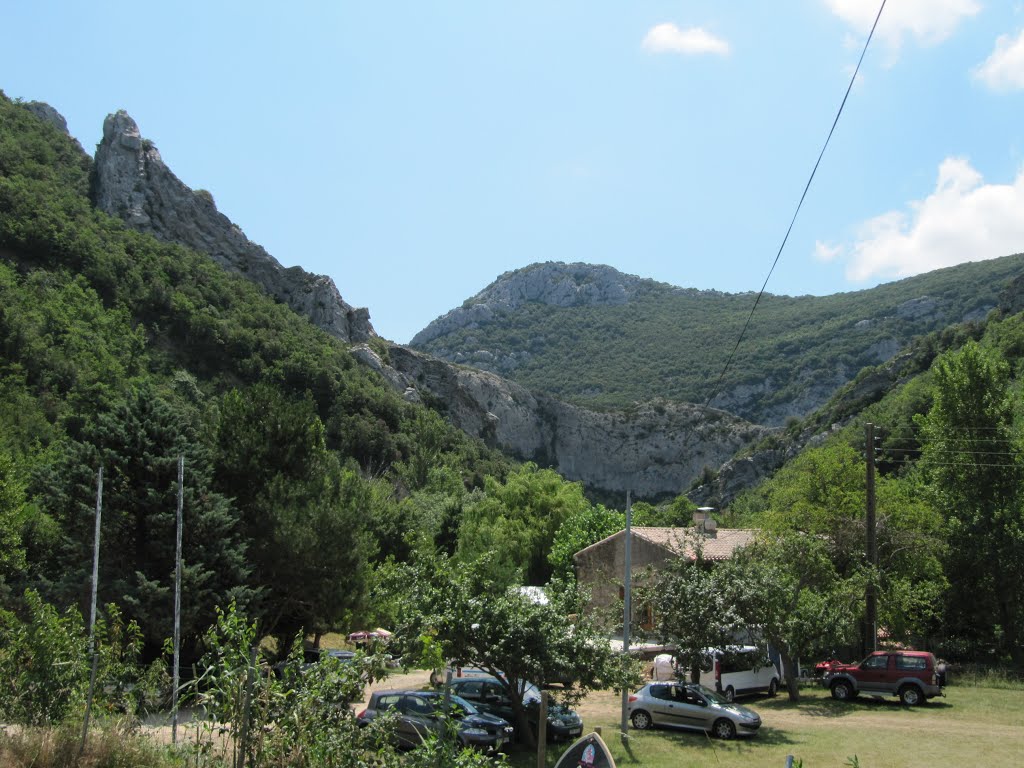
[574, 534, 675, 617]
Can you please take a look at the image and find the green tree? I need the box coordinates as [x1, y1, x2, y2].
[917, 341, 1024, 662]
[747, 439, 946, 648]
[638, 537, 745, 684]
[457, 463, 592, 586]
[39, 383, 250, 659]
[723, 534, 861, 701]
[0, 450, 27, 596]
[0, 589, 87, 725]
[382, 554, 635, 747]
[548, 503, 623, 582]
[212, 384, 371, 644]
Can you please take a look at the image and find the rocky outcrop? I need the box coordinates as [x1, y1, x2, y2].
[412, 262, 666, 345]
[365, 343, 770, 499]
[91, 110, 373, 343]
[24, 101, 71, 136]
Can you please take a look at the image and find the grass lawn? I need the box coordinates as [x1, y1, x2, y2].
[505, 684, 1024, 768]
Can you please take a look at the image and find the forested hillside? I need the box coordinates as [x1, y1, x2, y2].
[2, 86, 1023, 699]
[0, 93, 539, 659]
[412, 259, 1023, 425]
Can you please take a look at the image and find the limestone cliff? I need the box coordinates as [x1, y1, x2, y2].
[355, 343, 770, 499]
[90, 110, 374, 343]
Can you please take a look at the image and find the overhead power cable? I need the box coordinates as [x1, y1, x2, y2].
[703, 0, 888, 411]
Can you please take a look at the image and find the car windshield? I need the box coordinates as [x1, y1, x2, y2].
[690, 684, 728, 705]
[446, 694, 479, 716]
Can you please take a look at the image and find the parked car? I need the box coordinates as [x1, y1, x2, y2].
[627, 682, 762, 740]
[813, 657, 846, 678]
[698, 646, 780, 701]
[357, 689, 514, 751]
[429, 664, 500, 687]
[446, 675, 584, 742]
[821, 650, 945, 706]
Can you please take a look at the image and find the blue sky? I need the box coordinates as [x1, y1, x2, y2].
[3, 1, 1023, 344]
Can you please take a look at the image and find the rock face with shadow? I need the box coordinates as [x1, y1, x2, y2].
[65, 103, 785, 500]
[91, 110, 374, 343]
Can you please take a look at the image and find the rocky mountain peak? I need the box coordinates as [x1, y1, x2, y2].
[412, 261, 658, 345]
[91, 110, 373, 343]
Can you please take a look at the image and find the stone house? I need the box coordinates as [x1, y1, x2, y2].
[572, 519, 758, 629]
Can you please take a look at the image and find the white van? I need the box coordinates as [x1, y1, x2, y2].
[699, 646, 780, 701]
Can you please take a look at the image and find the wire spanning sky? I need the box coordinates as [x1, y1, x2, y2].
[3, 1, 1023, 344]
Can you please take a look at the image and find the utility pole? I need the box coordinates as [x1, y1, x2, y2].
[620, 489, 632, 741]
[865, 423, 877, 653]
[80, 465, 103, 755]
[172, 455, 184, 744]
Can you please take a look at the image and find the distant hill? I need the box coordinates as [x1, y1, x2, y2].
[410, 259, 1023, 426]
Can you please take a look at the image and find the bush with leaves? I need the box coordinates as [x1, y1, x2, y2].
[0, 588, 87, 725]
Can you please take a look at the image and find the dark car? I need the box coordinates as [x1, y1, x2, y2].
[447, 676, 583, 742]
[822, 650, 944, 706]
[627, 682, 762, 740]
[357, 689, 514, 751]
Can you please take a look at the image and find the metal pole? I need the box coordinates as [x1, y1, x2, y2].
[172, 455, 184, 743]
[620, 490, 632, 740]
[80, 465, 103, 753]
[236, 646, 257, 768]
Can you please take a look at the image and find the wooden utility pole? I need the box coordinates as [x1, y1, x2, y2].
[865, 423, 877, 653]
[620, 490, 632, 741]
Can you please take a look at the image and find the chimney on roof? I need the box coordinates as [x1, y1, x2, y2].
[693, 507, 718, 537]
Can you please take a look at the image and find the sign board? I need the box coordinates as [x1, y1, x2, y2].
[552, 731, 617, 768]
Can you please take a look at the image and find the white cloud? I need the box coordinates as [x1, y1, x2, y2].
[814, 241, 843, 262]
[974, 29, 1024, 90]
[829, 158, 1024, 282]
[825, 0, 980, 53]
[642, 23, 730, 56]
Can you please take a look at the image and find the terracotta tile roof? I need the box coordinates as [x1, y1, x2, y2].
[631, 526, 758, 560]
[573, 526, 759, 561]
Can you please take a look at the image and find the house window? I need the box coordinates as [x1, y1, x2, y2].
[619, 586, 655, 630]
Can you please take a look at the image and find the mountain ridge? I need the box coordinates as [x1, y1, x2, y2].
[27, 95, 1019, 503]
[410, 257, 1020, 425]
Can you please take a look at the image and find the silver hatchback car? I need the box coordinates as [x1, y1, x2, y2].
[627, 682, 762, 740]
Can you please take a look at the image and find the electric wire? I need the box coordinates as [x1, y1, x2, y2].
[702, 0, 888, 412]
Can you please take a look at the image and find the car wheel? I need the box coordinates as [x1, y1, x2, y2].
[724, 686, 735, 703]
[768, 678, 779, 697]
[831, 680, 854, 701]
[899, 685, 923, 706]
[630, 710, 653, 730]
[712, 718, 736, 740]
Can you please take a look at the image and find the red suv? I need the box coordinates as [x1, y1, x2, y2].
[822, 650, 944, 706]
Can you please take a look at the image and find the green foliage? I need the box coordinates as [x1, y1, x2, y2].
[0, 588, 87, 725]
[92, 602, 169, 718]
[457, 463, 592, 586]
[548, 503, 623, 582]
[36, 384, 251, 658]
[414, 259, 1023, 420]
[0, 90, 514, 657]
[724, 534, 862, 700]
[211, 384, 373, 644]
[382, 553, 638, 746]
[637, 543, 745, 681]
[191, 602, 403, 768]
[917, 340, 1024, 663]
[0, 450, 28, 592]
